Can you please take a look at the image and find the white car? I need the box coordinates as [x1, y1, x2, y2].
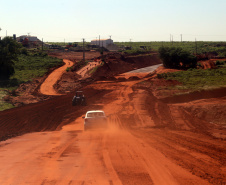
[83, 110, 108, 130]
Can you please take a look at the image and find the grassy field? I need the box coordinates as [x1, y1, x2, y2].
[0, 51, 63, 111]
[157, 63, 226, 90]
[14, 53, 63, 83]
[0, 52, 63, 88]
[115, 41, 226, 56]
[49, 41, 226, 56]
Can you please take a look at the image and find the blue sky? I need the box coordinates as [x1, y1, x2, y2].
[0, 0, 226, 42]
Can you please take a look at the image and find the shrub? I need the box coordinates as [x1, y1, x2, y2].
[216, 60, 226, 66]
[66, 67, 73, 72]
[158, 46, 197, 69]
[21, 48, 29, 55]
[0, 37, 22, 79]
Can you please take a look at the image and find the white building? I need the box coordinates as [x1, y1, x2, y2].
[91, 39, 113, 48]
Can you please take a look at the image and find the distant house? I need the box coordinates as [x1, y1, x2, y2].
[17, 35, 39, 42]
[91, 39, 113, 48]
[17, 35, 42, 47]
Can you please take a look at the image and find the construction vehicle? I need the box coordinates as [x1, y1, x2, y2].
[72, 91, 87, 106]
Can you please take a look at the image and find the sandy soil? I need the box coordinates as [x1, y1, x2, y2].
[0, 52, 225, 184]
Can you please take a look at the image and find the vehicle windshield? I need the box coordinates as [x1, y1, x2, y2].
[87, 112, 104, 117]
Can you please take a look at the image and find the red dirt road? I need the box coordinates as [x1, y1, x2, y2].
[40, 59, 73, 95]
[0, 58, 225, 184]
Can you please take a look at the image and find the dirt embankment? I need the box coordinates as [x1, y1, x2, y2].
[53, 53, 162, 93]
[92, 53, 162, 80]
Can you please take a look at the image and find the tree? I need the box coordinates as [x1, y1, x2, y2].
[159, 46, 197, 69]
[0, 37, 22, 79]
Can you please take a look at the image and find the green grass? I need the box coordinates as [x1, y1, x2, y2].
[49, 41, 226, 56]
[0, 51, 64, 111]
[89, 66, 99, 74]
[0, 53, 63, 88]
[12, 54, 64, 83]
[115, 41, 226, 56]
[157, 68, 226, 90]
[0, 90, 15, 111]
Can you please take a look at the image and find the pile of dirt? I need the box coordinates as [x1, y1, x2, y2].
[53, 71, 82, 94]
[182, 97, 226, 125]
[92, 54, 162, 80]
[152, 65, 182, 76]
[135, 77, 185, 99]
[5, 78, 47, 107]
[199, 60, 216, 69]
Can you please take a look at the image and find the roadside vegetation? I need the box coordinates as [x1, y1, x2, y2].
[0, 90, 14, 111]
[115, 41, 226, 57]
[158, 46, 197, 69]
[14, 51, 63, 83]
[50, 41, 226, 57]
[157, 63, 226, 90]
[0, 37, 64, 111]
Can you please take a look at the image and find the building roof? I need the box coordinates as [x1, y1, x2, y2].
[18, 35, 37, 38]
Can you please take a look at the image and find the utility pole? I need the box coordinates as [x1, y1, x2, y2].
[83, 38, 85, 62]
[0, 28, 1, 40]
[6, 30, 7, 37]
[181, 34, 182, 42]
[42, 38, 44, 51]
[172, 35, 173, 45]
[109, 35, 112, 40]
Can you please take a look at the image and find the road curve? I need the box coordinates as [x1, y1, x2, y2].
[40, 59, 73, 95]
